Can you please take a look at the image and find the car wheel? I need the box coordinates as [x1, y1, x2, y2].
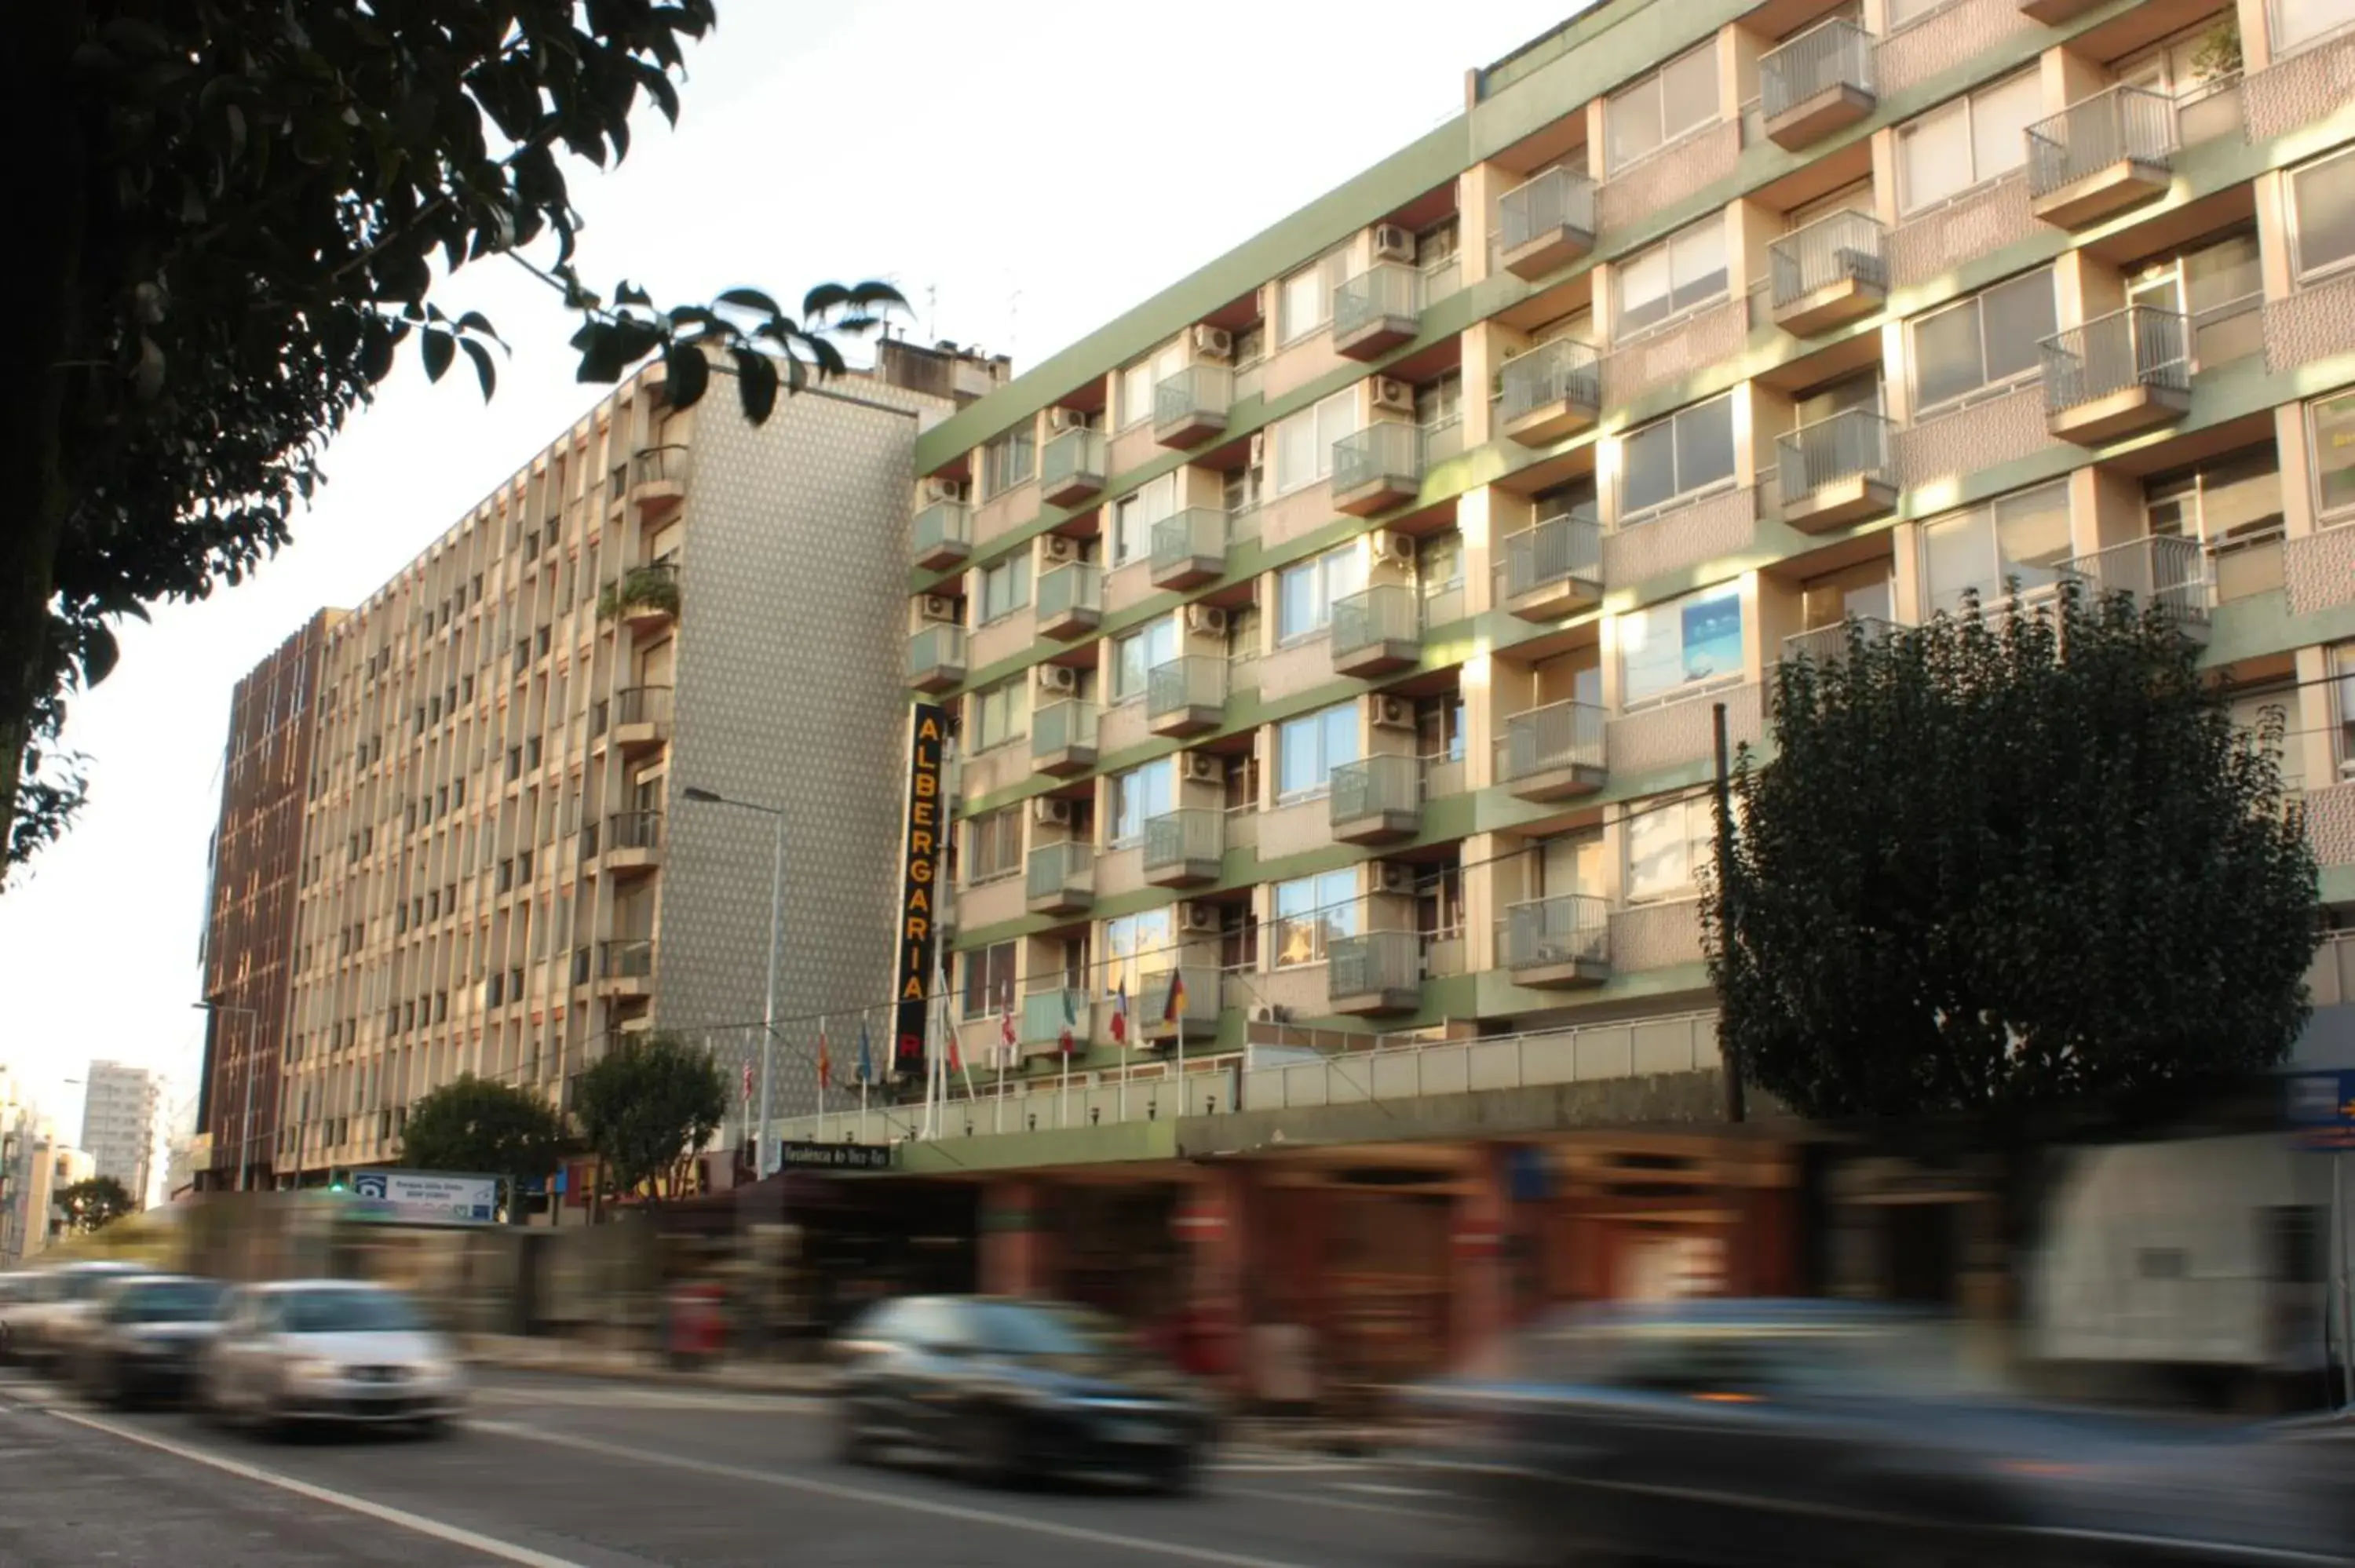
[960, 1409, 1024, 1490]
[835, 1401, 871, 1465]
[1148, 1450, 1199, 1497]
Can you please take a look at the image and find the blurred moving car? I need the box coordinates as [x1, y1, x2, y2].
[9, 1261, 148, 1369]
[0, 1273, 31, 1363]
[1421, 1300, 2355, 1568]
[834, 1296, 1213, 1492]
[199, 1280, 464, 1434]
[75, 1274, 228, 1406]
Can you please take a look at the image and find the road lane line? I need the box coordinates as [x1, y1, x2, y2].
[1221, 1483, 1480, 1523]
[472, 1418, 1327, 1568]
[46, 1408, 590, 1568]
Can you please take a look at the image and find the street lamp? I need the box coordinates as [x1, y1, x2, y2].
[193, 998, 261, 1192]
[679, 786, 784, 1178]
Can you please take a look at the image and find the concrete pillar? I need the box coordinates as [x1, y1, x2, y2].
[2237, 0, 2274, 73]
[978, 1177, 1052, 1296]
[1459, 166, 1499, 287]
[1461, 830, 1504, 973]
[2254, 170, 2295, 304]
[1451, 1145, 1512, 1374]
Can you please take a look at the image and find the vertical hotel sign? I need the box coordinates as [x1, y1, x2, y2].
[892, 702, 948, 1076]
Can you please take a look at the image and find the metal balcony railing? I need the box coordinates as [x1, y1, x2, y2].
[2064, 535, 2211, 626]
[1761, 16, 1876, 121]
[1142, 808, 1225, 874]
[614, 684, 674, 727]
[1039, 427, 1106, 490]
[1025, 841, 1094, 904]
[1781, 616, 1897, 667]
[1030, 698, 1099, 760]
[1332, 262, 1422, 341]
[1777, 408, 1893, 499]
[2027, 83, 2176, 199]
[1498, 339, 1602, 426]
[907, 624, 968, 680]
[1150, 508, 1230, 578]
[1502, 508, 1604, 601]
[1329, 754, 1421, 825]
[1499, 166, 1597, 254]
[2039, 306, 2190, 414]
[1331, 584, 1420, 662]
[1018, 986, 1090, 1046]
[1153, 365, 1232, 432]
[630, 445, 687, 487]
[1327, 931, 1422, 1000]
[1499, 700, 1608, 782]
[1146, 655, 1228, 721]
[1035, 561, 1103, 621]
[599, 939, 655, 979]
[1331, 422, 1424, 497]
[911, 499, 971, 559]
[604, 810, 662, 851]
[1500, 894, 1610, 972]
[1768, 210, 1888, 311]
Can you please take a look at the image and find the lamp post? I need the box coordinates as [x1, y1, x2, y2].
[680, 786, 784, 1178]
[194, 999, 261, 1192]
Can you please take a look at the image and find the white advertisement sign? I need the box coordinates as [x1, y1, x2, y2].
[350, 1171, 499, 1223]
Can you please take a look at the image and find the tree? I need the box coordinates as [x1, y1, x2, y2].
[574, 1032, 728, 1206]
[1707, 585, 2320, 1129]
[57, 1175, 136, 1233]
[5, 2, 899, 875]
[399, 1074, 571, 1223]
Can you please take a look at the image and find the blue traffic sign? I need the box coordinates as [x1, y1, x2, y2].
[2287, 1070, 2355, 1150]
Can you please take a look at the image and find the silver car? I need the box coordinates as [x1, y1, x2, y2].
[12, 1261, 148, 1369]
[201, 1281, 465, 1434]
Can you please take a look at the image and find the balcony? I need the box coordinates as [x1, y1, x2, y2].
[1769, 211, 1887, 337]
[1777, 410, 1897, 534]
[2064, 535, 2211, 640]
[1329, 755, 1422, 845]
[597, 939, 655, 1000]
[907, 624, 968, 693]
[1783, 616, 1898, 669]
[1152, 365, 1232, 448]
[1141, 966, 1221, 1047]
[1499, 700, 1607, 801]
[627, 445, 687, 520]
[1497, 166, 1596, 281]
[1502, 508, 1604, 621]
[1327, 931, 1422, 1016]
[610, 684, 674, 755]
[1330, 585, 1421, 679]
[1039, 427, 1107, 508]
[1024, 841, 1095, 917]
[602, 560, 681, 637]
[1149, 508, 1231, 591]
[2028, 86, 2175, 230]
[1031, 698, 1099, 776]
[1331, 422, 1423, 516]
[600, 811, 663, 877]
[1760, 18, 1877, 149]
[1018, 986, 1090, 1049]
[1332, 262, 1422, 361]
[1498, 339, 1601, 447]
[1035, 560, 1104, 640]
[1146, 655, 1228, 738]
[2018, 0, 2101, 18]
[2039, 307, 2189, 444]
[911, 499, 973, 571]
[1142, 808, 1225, 888]
[1500, 894, 1611, 988]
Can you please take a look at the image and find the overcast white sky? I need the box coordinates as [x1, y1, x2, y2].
[0, 0, 1582, 1140]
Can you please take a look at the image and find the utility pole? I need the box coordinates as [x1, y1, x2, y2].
[1711, 702, 1746, 1126]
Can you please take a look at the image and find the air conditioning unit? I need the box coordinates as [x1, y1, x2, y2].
[1368, 695, 1414, 730]
[1370, 529, 1415, 566]
[1040, 534, 1079, 564]
[1185, 604, 1228, 636]
[1247, 432, 1266, 469]
[1370, 377, 1413, 414]
[1373, 861, 1415, 895]
[1032, 797, 1073, 826]
[922, 477, 966, 505]
[1249, 1004, 1290, 1026]
[1180, 752, 1221, 785]
[1191, 324, 1234, 360]
[1371, 223, 1414, 263]
[919, 594, 959, 623]
[1178, 902, 1220, 935]
[1037, 663, 1079, 695]
[1045, 407, 1087, 433]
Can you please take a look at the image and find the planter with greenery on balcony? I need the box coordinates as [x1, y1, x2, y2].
[597, 562, 681, 629]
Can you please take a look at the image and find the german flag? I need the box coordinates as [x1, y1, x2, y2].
[1161, 968, 1188, 1025]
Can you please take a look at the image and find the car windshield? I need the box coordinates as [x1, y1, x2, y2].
[280, 1289, 422, 1335]
[120, 1282, 226, 1323]
[64, 1271, 130, 1302]
[963, 1301, 1131, 1358]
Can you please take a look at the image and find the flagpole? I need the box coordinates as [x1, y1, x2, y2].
[1175, 981, 1186, 1117]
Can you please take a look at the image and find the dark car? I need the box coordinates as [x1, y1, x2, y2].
[1419, 1300, 2353, 1568]
[833, 1295, 1212, 1493]
[75, 1274, 228, 1407]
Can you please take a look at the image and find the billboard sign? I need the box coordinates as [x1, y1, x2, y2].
[892, 702, 950, 1077]
[776, 1140, 893, 1172]
[349, 1170, 501, 1223]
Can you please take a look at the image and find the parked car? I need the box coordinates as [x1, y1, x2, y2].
[199, 1280, 464, 1434]
[1418, 1299, 2355, 1568]
[74, 1274, 228, 1406]
[834, 1296, 1212, 1493]
[8, 1261, 148, 1369]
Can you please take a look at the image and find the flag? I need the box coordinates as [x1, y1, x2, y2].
[1110, 976, 1128, 1045]
[1057, 986, 1078, 1056]
[856, 1016, 874, 1085]
[1161, 968, 1188, 1026]
[999, 982, 1017, 1067]
[816, 1020, 833, 1091]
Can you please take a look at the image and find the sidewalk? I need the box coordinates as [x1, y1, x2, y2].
[460, 1334, 830, 1394]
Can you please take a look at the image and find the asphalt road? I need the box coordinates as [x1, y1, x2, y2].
[0, 1366, 1517, 1567]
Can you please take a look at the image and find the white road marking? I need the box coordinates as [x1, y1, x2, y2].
[1221, 1483, 1478, 1523]
[473, 1417, 1327, 1568]
[46, 1408, 590, 1568]
[472, 1384, 820, 1413]
[1334, 1481, 1446, 1498]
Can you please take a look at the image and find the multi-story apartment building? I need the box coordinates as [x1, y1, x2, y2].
[77, 1060, 163, 1209]
[221, 340, 1002, 1188]
[824, 0, 2355, 1378]
[0, 1064, 38, 1262]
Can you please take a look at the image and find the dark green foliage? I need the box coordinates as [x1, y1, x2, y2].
[57, 1175, 135, 1232]
[573, 1033, 728, 1204]
[1707, 585, 2320, 1125]
[596, 563, 682, 623]
[399, 1074, 571, 1220]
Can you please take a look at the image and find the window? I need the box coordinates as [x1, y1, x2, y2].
[1105, 758, 1176, 848]
[977, 554, 1031, 623]
[1272, 869, 1359, 967]
[1896, 71, 2043, 213]
[1110, 472, 1178, 567]
[1417, 372, 1462, 442]
[1118, 344, 1185, 429]
[2290, 147, 2355, 283]
[1615, 218, 1729, 340]
[2144, 447, 2284, 551]
[1885, 0, 1949, 27]
[1919, 481, 2073, 614]
[1276, 545, 1368, 642]
[1272, 388, 1360, 494]
[1910, 268, 2056, 414]
[968, 676, 1027, 751]
[1605, 45, 1718, 173]
[1110, 617, 1179, 702]
[1619, 394, 1736, 519]
[1278, 248, 1353, 343]
[962, 941, 1017, 1019]
[981, 428, 1035, 498]
[2273, 0, 2355, 53]
[1619, 582, 1746, 707]
[965, 806, 1024, 884]
[2313, 389, 2355, 521]
[1103, 906, 1174, 990]
[1275, 702, 1360, 800]
[1626, 797, 1714, 903]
